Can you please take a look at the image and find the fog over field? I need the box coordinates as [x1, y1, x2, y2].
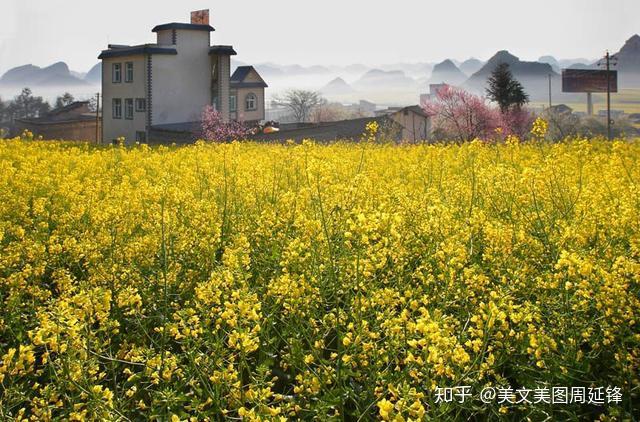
[1, 0, 639, 107]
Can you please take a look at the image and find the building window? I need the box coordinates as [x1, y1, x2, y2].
[245, 93, 257, 111]
[112, 98, 122, 119]
[135, 98, 146, 112]
[124, 99, 134, 120]
[230, 95, 237, 112]
[211, 61, 218, 82]
[135, 131, 147, 142]
[112, 63, 122, 83]
[125, 62, 134, 83]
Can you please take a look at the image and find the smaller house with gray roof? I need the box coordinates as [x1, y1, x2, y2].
[14, 101, 101, 142]
[230, 66, 268, 123]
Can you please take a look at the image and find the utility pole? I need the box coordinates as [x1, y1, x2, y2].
[605, 51, 611, 140]
[598, 51, 617, 140]
[95, 92, 100, 144]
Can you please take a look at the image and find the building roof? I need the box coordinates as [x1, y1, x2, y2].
[549, 104, 573, 114]
[230, 66, 253, 82]
[17, 101, 95, 125]
[152, 23, 215, 32]
[253, 116, 390, 142]
[98, 44, 177, 59]
[398, 105, 430, 118]
[209, 45, 237, 56]
[230, 66, 268, 88]
[376, 105, 430, 119]
[48, 101, 90, 116]
[16, 114, 97, 125]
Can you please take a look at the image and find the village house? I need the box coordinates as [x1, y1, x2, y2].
[98, 10, 267, 143]
[14, 101, 101, 142]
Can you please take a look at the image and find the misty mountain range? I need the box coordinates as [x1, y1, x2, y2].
[1, 34, 639, 105]
[0, 62, 101, 88]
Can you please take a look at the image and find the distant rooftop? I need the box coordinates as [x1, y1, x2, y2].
[17, 101, 97, 124]
[48, 101, 90, 116]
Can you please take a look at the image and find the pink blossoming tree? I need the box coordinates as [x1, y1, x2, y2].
[422, 85, 500, 142]
[199, 105, 249, 142]
[499, 107, 535, 139]
[422, 85, 534, 142]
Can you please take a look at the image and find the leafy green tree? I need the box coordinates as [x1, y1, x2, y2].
[6, 88, 51, 121]
[486, 63, 529, 113]
[54, 92, 75, 109]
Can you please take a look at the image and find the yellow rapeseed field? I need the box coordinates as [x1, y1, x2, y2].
[0, 137, 638, 420]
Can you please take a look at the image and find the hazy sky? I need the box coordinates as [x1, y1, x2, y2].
[1, 0, 638, 74]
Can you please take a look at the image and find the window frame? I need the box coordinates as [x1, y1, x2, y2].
[112, 98, 122, 119]
[135, 98, 146, 112]
[124, 98, 134, 120]
[112, 63, 122, 83]
[124, 62, 134, 83]
[245, 93, 257, 111]
[230, 95, 237, 112]
[135, 131, 147, 142]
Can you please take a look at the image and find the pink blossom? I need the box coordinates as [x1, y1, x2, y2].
[422, 85, 534, 142]
[422, 85, 500, 142]
[498, 107, 535, 139]
[199, 105, 249, 142]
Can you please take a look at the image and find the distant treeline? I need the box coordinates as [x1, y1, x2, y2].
[0, 88, 94, 124]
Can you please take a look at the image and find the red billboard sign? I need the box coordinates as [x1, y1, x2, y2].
[562, 69, 617, 93]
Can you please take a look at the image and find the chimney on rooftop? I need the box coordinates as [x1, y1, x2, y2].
[190, 9, 210, 25]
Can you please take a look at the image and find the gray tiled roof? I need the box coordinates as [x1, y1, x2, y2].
[253, 116, 392, 142]
[230, 66, 268, 88]
[98, 44, 177, 59]
[152, 23, 215, 32]
[15, 114, 96, 124]
[48, 101, 90, 116]
[209, 45, 237, 56]
[230, 66, 253, 82]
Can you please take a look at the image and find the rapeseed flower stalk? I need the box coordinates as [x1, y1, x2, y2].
[530, 116, 549, 140]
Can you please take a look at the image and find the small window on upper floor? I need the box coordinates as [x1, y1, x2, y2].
[125, 62, 134, 83]
[245, 93, 257, 111]
[112, 63, 122, 83]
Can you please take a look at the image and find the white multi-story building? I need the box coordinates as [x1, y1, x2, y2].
[99, 10, 267, 143]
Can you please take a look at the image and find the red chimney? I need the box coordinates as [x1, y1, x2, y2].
[190, 9, 210, 25]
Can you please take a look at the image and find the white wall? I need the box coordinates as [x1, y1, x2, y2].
[151, 30, 211, 126]
[156, 29, 174, 46]
[236, 87, 265, 122]
[102, 56, 147, 142]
